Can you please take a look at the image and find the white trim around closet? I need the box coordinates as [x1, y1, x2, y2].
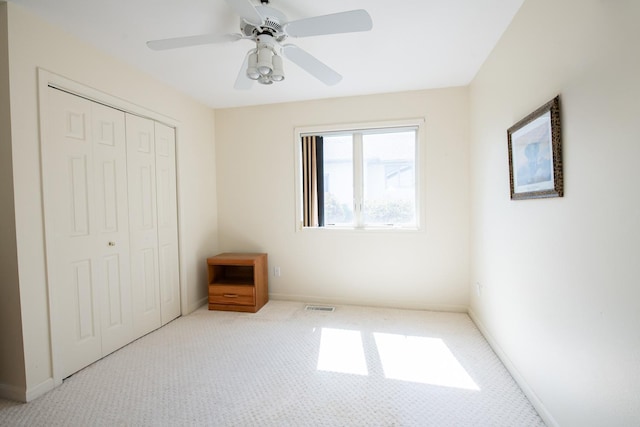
[36, 68, 189, 386]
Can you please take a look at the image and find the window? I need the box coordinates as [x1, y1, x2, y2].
[298, 121, 421, 230]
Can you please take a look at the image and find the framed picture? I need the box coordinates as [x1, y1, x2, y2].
[507, 96, 563, 200]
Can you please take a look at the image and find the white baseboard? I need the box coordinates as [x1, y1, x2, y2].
[0, 382, 26, 402]
[186, 296, 208, 315]
[467, 308, 558, 427]
[25, 377, 55, 402]
[269, 292, 468, 313]
[1, 377, 57, 402]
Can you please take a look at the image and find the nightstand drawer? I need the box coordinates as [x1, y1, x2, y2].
[209, 285, 255, 306]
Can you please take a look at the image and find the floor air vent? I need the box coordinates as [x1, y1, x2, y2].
[305, 305, 335, 312]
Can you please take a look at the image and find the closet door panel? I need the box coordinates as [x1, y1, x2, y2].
[155, 122, 181, 324]
[44, 89, 102, 379]
[92, 102, 134, 354]
[126, 114, 162, 337]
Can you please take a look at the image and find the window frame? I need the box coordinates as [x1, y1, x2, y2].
[294, 118, 425, 232]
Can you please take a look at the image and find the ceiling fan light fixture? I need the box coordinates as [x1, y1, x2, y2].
[257, 47, 273, 75]
[271, 54, 285, 81]
[246, 51, 260, 80]
[258, 75, 273, 85]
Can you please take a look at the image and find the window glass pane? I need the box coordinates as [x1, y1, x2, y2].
[323, 135, 353, 225]
[362, 130, 416, 226]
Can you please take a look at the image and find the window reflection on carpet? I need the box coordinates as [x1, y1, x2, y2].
[315, 327, 480, 390]
[317, 328, 368, 375]
[374, 333, 480, 390]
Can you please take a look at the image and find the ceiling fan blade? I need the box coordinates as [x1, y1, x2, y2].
[284, 9, 372, 38]
[147, 33, 242, 51]
[282, 44, 342, 86]
[225, 0, 263, 26]
[234, 51, 254, 90]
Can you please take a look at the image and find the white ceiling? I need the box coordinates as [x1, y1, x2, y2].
[7, 0, 524, 109]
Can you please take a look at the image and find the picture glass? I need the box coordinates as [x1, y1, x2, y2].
[511, 111, 554, 194]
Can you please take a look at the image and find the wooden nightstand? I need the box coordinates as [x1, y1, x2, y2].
[207, 253, 268, 313]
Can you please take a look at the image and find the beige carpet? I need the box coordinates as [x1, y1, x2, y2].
[0, 301, 544, 426]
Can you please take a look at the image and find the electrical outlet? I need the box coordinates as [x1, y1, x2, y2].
[475, 282, 482, 297]
[274, 266, 281, 277]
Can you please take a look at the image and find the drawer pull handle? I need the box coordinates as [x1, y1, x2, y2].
[223, 294, 239, 298]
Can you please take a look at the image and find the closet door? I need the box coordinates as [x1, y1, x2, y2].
[155, 122, 181, 324]
[126, 114, 162, 336]
[44, 88, 132, 379]
[92, 102, 134, 355]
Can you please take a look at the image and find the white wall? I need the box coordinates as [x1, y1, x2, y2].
[215, 88, 470, 311]
[4, 2, 218, 400]
[0, 2, 27, 400]
[469, 0, 640, 426]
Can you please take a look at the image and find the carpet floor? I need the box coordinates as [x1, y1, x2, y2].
[0, 301, 545, 426]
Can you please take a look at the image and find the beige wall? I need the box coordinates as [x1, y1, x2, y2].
[3, 2, 218, 400]
[469, 0, 640, 425]
[215, 88, 470, 311]
[0, 2, 27, 400]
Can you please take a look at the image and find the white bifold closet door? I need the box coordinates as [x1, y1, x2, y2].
[45, 88, 134, 379]
[125, 114, 180, 337]
[43, 88, 180, 381]
[154, 122, 181, 325]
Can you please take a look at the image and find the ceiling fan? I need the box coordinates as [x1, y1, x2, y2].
[146, 0, 373, 89]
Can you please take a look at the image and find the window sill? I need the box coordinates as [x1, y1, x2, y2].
[300, 225, 422, 233]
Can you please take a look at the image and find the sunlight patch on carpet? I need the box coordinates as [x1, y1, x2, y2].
[374, 333, 480, 390]
[317, 328, 368, 375]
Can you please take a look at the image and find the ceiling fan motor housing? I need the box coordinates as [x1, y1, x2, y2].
[240, 5, 287, 42]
